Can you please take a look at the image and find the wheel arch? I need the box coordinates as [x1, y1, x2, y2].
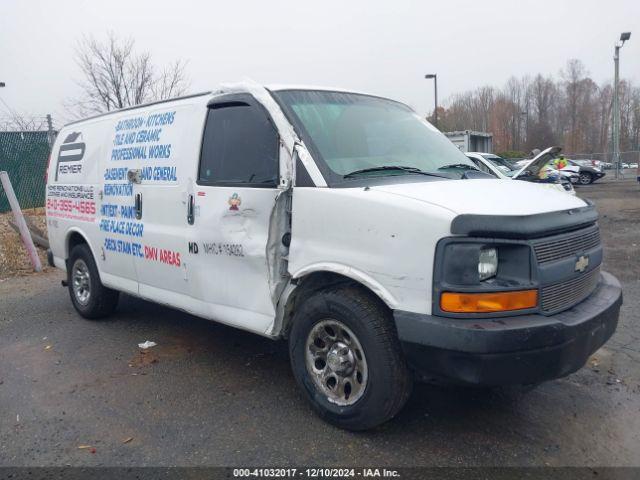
[273, 264, 397, 338]
[64, 228, 98, 266]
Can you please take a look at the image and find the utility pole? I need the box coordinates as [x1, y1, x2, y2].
[613, 32, 631, 179]
[46, 114, 55, 147]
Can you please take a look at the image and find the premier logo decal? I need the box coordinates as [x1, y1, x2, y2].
[575, 255, 589, 273]
[55, 131, 86, 181]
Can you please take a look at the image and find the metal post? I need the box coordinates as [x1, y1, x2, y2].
[433, 75, 438, 128]
[0, 171, 42, 272]
[46, 114, 54, 148]
[425, 74, 438, 128]
[613, 45, 621, 179]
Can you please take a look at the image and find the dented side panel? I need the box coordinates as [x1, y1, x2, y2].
[186, 186, 280, 331]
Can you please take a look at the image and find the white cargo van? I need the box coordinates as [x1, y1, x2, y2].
[46, 84, 622, 430]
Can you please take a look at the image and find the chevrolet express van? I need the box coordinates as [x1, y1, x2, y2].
[46, 83, 622, 430]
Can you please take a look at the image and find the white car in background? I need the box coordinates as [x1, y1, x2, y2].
[466, 149, 576, 195]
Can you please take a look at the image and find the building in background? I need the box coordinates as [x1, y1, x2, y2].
[444, 130, 493, 153]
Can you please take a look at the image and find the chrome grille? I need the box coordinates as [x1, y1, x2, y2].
[534, 228, 600, 264]
[541, 267, 601, 313]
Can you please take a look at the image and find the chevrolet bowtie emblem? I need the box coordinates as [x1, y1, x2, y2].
[575, 255, 589, 273]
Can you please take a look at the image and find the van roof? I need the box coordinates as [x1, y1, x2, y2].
[63, 84, 388, 128]
[64, 91, 214, 127]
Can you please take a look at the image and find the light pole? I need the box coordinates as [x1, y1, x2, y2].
[613, 31, 631, 179]
[425, 74, 438, 128]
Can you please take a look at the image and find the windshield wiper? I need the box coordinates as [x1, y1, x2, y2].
[437, 163, 479, 171]
[343, 165, 445, 179]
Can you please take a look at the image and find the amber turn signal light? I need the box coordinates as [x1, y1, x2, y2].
[440, 290, 538, 313]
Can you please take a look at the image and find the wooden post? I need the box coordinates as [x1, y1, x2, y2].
[0, 171, 42, 272]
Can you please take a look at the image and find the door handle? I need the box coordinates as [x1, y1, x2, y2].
[135, 193, 143, 219]
[187, 194, 195, 225]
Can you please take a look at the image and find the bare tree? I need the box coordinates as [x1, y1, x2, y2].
[0, 108, 47, 131]
[70, 33, 190, 117]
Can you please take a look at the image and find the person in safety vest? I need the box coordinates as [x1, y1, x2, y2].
[538, 154, 567, 181]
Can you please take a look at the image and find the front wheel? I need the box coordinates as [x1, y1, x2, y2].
[289, 285, 412, 430]
[578, 172, 593, 185]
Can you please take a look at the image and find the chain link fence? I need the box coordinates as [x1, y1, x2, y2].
[0, 130, 54, 213]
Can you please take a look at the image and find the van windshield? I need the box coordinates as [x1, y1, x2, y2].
[272, 90, 477, 186]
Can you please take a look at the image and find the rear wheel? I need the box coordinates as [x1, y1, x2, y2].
[578, 172, 593, 185]
[289, 285, 412, 430]
[68, 244, 119, 319]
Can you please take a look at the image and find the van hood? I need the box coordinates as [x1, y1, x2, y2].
[371, 178, 587, 216]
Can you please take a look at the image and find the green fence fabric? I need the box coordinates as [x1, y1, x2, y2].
[0, 131, 52, 212]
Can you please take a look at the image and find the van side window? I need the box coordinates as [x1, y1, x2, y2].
[199, 103, 279, 186]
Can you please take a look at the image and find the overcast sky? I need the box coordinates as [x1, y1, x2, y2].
[1, 0, 638, 126]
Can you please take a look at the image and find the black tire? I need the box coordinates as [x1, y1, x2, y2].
[289, 285, 413, 430]
[578, 172, 593, 185]
[67, 244, 119, 319]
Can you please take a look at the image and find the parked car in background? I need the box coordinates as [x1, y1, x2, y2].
[466, 150, 575, 195]
[560, 159, 606, 185]
[574, 159, 608, 170]
[517, 156, 605, 185]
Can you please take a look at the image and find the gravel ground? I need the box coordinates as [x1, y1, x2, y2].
[0, 177, 638, 467]
[0, 208, 50, 278]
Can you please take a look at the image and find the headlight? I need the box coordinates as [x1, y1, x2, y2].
[478, 247, 498, 281]
[434, 239, 535, 316]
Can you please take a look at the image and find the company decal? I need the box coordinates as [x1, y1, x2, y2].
[55, 132, 85, 180]
[99, 219, 144, 237]
[111, 112, 175, 161]
[228, 193, 241, 211]
[99, 109, 183, 269]
[143, 246, 181, 267]
[103, 238, 181, 268]
[46, 184, 95, 222]
[104, 238, 144, 257]
[103, 183, 134, 197]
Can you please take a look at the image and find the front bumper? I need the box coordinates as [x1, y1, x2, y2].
[394, 271, 622, 386]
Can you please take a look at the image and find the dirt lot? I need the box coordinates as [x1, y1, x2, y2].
[0, 177, 638, 467]
[0, 208, 49, 278]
